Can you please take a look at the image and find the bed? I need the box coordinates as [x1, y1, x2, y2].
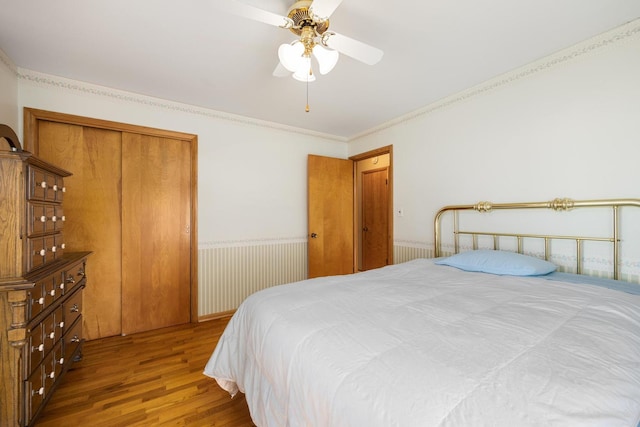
[204, 198, 640, 426]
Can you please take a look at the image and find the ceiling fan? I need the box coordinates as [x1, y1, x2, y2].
[219, 0, 384, 83]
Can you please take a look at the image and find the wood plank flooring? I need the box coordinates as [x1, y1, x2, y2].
[35, 317, 255, 427]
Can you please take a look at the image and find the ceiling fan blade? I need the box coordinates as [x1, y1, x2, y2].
[273, 62, 291, 77]
[216, 1, 291, 28]
[309, 0, 343, 21]
[323, 32, 383, 66]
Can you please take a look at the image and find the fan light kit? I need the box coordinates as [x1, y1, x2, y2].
[221, 0, 383, 112]
[277, 1, 339, 84]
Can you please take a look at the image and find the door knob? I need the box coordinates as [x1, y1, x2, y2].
[363, 226, 369, 232]
[310, 233, 318, 238]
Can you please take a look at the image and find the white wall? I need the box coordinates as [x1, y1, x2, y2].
[0, 50, 18, 131]
[15, 71, 347, 245]
[349, 21, 640, 269]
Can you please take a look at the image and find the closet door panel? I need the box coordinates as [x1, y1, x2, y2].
[121, 133, 191, 335]
[37, 122, 123, 339]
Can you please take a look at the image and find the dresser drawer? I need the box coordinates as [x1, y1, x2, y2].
[24, 363, 46, 423]
[28, 235, 56, 268]
[43, 341, 60, 395]
[43, 306, 64, 353]
[63, 288, 83, 332]
[27, 273, 64, 320]
[28, 166, 65, 203]
[27, 203, 65, 236]
[27, 276, 50, 319]
[27, 323, 45, 374]
[27, 235, 66, 270]
[64, 316, 83, 365]
[63, 259, 86, 294]
[27, 203, 53, 235]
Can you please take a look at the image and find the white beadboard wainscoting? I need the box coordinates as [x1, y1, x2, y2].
[198, 241, 436, 317]
[198, 239, 639, 318]
[198, 239, 308, 317]
[393, 243, 434, 264]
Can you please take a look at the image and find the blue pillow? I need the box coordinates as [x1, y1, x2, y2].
[434, 250, 557, 276]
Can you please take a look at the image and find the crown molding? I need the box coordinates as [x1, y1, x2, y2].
[0, 48, 18, 75]
[349, 18, 640, 142]
[16, 68, 346, 142]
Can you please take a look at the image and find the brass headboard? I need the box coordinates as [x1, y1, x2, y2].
[434, 198, 640, 280]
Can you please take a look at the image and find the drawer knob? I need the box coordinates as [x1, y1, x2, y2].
[53, 184, 58, 191]
[36, 343, 44, 352]
[66, 276, 75, 284]
[33, 387, 45, 396]
[38, 297, 45, 305]
[40, 215, 46, 223]
[58, 321, 65, 328]
[49, 332, 55, 340]
[59, 282, 65, 290]
[61, 243, 66, 249]
[48, 371, 55, 379]
[59, 357, 64, 365]
[71, 335, 81, 343]
[39, 249, 46, 257]
[62, 187, 66, 193]
[52, 246, 57, 253]
[62, 215, 66, 221]
[70, 304, 79, 313]
[40, 181, 47, 189]
[50, 289, 55, 296]
[52, 215, 57, 222]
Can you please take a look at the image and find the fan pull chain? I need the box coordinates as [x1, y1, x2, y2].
[305, 65, 312, 112]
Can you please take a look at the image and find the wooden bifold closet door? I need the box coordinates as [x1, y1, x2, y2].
[121, 133, 191, 335]
[25, 110, 197, 339]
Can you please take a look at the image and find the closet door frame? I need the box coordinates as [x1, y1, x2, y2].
[23, 107, 199, 324]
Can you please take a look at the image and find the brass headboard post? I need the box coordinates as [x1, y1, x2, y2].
[453, 211, 459, 254]
[613, 205, 619, 280]
[434, 198, 640, 280]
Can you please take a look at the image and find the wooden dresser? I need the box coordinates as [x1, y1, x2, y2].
[0, 124, 91, 426]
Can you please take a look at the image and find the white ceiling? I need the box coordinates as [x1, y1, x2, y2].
[1, 1, 640, 139]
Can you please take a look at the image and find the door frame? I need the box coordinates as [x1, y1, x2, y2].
[350, 145, 393, 269]
[23, 107, 199, 323]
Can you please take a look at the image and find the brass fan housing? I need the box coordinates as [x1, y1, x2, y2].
[286, 0, 330, 36]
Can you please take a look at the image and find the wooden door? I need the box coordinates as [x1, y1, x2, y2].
[36, 122, 123, 339]
[307, 155, 354, 278]
[361, 168, 389, 270]
[121, 133, 192, 335]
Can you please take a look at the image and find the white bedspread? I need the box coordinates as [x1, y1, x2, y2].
[204, 259, 640, 426]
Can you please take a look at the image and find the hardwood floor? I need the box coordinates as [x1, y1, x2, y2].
[35, 317, 255, 427]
